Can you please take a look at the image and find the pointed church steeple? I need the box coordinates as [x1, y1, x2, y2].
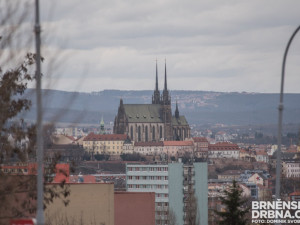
[152, 59, 161, 104]
[100, 116, 105, 134]
[164, 59, 167, 91]
[162, 59, 170, 105]
[175, 101, 179, 118]
[156, 59, 158, 91]
[119, 98, 125, 114]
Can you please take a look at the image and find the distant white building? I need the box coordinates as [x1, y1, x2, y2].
[255, 151, 269, 163]
[282, 160, 300, 178]
[208, 142, 240, 159]
[267, 145, 277, 156]
[133, 142, 164, 156]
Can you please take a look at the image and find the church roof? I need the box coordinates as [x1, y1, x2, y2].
[124, 104, 163, 123]
[172, 116, 189, 126]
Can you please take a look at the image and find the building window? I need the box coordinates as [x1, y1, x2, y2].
[160, 126, 163, 139]
[138, 126, 141, 142]
[152, 126, 155, 141]
[145, 126, 148, 142]
[130, 126, 133, 140]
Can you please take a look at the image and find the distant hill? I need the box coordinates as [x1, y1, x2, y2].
[21, 89, 300, 126]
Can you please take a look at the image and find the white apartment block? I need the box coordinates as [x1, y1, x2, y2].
[126, 164, 169, 225]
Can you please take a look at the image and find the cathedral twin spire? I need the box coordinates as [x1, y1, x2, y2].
[152, 59, 170, 105]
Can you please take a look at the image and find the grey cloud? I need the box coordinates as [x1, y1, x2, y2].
[27, 0, 300, 93]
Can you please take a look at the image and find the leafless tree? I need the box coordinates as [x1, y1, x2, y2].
[167, 209, 178, 225]
[185, 188, 200, 225]
[0, 1, 70, 224]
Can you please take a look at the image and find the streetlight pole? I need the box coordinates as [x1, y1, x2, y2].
[34, 0, 44, 224]
[275, 25, 300, 223]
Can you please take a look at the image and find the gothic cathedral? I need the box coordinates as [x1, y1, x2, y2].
[113, 61, 190, 142]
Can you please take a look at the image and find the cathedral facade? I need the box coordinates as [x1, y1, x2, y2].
[113, 62, 190, 142]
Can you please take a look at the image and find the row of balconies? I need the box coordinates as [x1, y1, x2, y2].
[155, 215, 168, 220]
[183, 170, 195, 176]
[183, 188, 195, 194]
[155, 206, 169, 211]
[183, 180, 195, 185]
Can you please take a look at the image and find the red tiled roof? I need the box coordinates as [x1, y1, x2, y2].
[66, 135, 76, 141]
[83, 133, 127, 141]
[209, 142, 239, 151]
[289, 191, 300, 196]
[192, 137, 209, 143]
[164, 141, 194, 146]
[134, 142, 163, 147]
[53, 164, 70, 183]
[256, 151, 268, 156]
[220, 170, 243, 175]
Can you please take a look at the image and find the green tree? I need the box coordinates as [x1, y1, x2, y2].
[215, 180, 249, 225]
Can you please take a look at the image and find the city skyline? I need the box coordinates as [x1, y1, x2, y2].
[36, 0, 300, 93]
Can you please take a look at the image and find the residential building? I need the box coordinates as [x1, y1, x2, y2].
[217, 170, 243, 180]
[134, 142, 164, 156]
[126, 164, 169, 225]
[193, 137, 209, 159]
[248, 173, 265, 186]
[126, 163, 208, 225]
[255, 151, 269, 163]
[163, 141, 194, 158]
[123, 138, 134, 154]
[45, 183, 114, 225]
[83, 133, 127, 155]
[239, 149, 251, 161]
[208, 142, 240, 159]
[282, 160, 300, 178]
[169, 163, 208, 225]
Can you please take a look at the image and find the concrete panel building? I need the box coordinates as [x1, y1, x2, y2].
[168, 163, 208, 225]
[126, 164, 169, 225]
[126, 163, 208, 225]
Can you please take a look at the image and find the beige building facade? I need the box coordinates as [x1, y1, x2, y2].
[45, 183, 114, 225]
[83, 133, 127, 155]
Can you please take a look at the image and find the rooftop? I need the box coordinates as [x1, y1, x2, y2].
[164, 141, 194, 146]
[83, 133, 127, 141]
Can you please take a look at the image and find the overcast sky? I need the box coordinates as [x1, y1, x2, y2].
[37, 0, 300, 93]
